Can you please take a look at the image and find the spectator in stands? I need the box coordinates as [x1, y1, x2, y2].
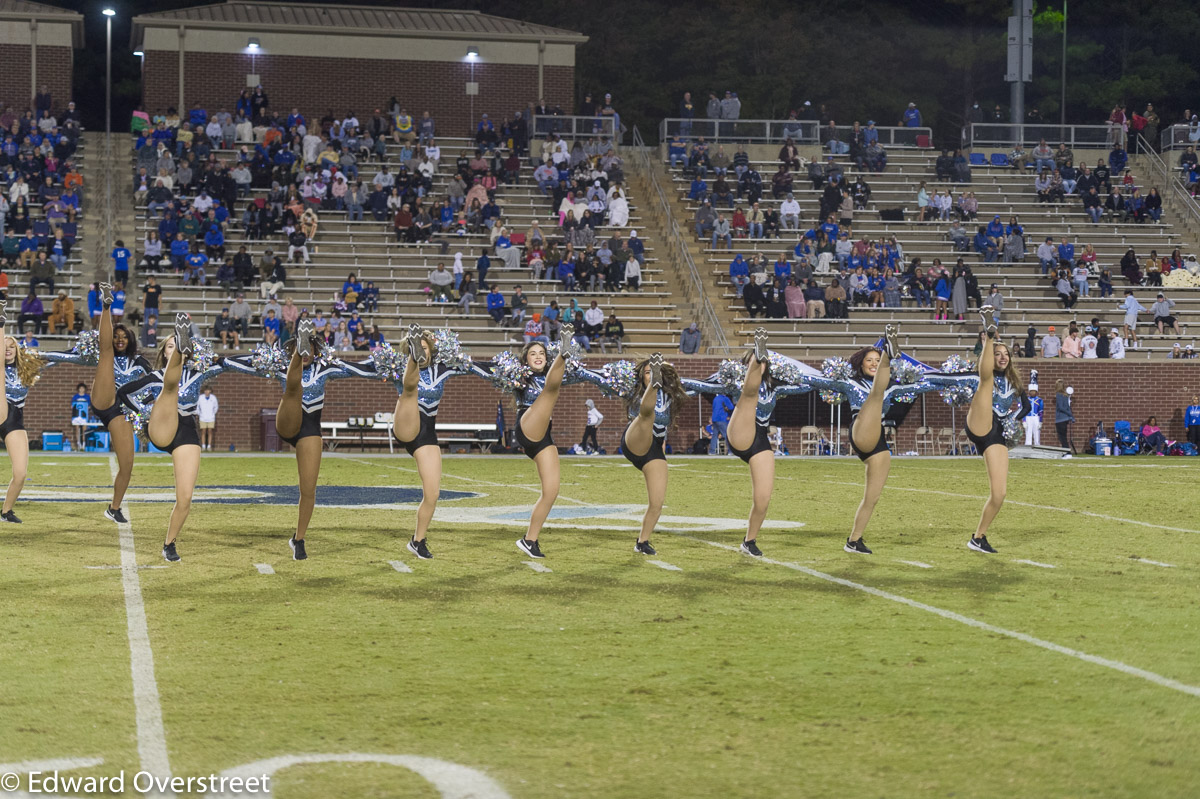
[486, 285, 506, 325]
[46, 229, 69, 273]
[19, 289, 44, 334]
[212, 307, 239, 349]
[29, 250, 54, 295]
[693, 199, 715, 240]
[1035, 237, 1056, 275]
[973, 226, 998, 263]
[824, 278, 848, 318]
[455, 272, 476, 315]
[182, 245, 208, 286]
[48, 290, 73, 334]
[427, 263, 453, 303]
[259, 257, 286, 300]
[225, 293, 251, 340]
[1082, 186, 1103, 223]
[679, 322, 701, 354]
[287, 228, 309, 264]
[902, 102, 921, 127]
[1038, 325, 1060, 358]
[1118, 289, 1146, 348]
[509, 285, 528, 326]
[141, 231, 163, 272]
[1152, 292, 1182, 336]
[711, 213, 731, 250]
[599, 313, 624, 353]
[582, 300, 604, 339]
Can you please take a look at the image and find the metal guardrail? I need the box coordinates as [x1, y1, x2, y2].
[966, 122, 1115, 149]
[531, 114, 618, 143]
[658, 118, 931, 148]
[631, 125, 730, 357]
[1136, 134, 1200, 241]
[1161, 124, 1200, 152]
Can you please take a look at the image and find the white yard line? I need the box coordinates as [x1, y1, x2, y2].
[346, 456, 590, 506]
[523, 561, 552, 573]
[821, 480, 1200, 535]
[647, 559, 682, 571]
[0, 757, 104, 772]
[676, 532, 1200, 699]
[897, 560, 934, 569]
[1013, 559, 1057, 569]
[254, 563, 275, 575]
[1134, 558, 1175, 568]
[388, 560, 413, 573]
[109, 454, 174, 795]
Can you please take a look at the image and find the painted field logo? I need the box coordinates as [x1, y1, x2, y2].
[434, 504, 805, 532]
[21, 485, 481, 506]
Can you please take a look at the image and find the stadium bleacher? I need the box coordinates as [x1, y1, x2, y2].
[658, 141, 1200, 360]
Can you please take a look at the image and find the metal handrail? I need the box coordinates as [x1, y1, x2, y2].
[1137, 134, 1200, 231]
[530, 114, 619, 144]
[966, 122, 1115, 149]
[631, 125, 730, 356]
[1160, 124, 1200, 152]
[657, 118, 931, 148]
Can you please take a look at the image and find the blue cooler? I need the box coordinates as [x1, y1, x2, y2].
[1094, 437, 1112, 456]
[41, 431, 64, 451]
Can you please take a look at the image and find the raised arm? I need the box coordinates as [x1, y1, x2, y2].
[220, 353, 264, 376]
[41, 348, 99, 368]
[330, 357, 380, 380]
[680, 375, 729, 396]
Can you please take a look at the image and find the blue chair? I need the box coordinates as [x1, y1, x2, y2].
[969, 153, 988, 166]
[990, 153, 1011, 167]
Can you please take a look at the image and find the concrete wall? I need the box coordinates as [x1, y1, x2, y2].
[22, 359, 1200, 455]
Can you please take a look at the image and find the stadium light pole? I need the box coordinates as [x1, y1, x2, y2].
[103, 7, 116, 262]
[1060, 0, 1067, 131]
[466, 46, 479, 131]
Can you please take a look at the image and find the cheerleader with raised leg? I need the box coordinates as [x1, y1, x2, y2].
[223, 318, 377, 559]
[620, 353, 691, 556]
[91, 283, 152, 524]
[117, 315, 237, 562]
[0, 303, 99, 523]
[964, 306, 1029, 554]
[388, 324, 493, 560]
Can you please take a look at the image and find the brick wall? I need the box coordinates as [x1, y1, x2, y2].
[142, 51, 574, 138]
[0, 44, 72, 113]
[21, 359, 1200, 453]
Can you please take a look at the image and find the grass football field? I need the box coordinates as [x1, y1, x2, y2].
[1, 452, 1198, 798]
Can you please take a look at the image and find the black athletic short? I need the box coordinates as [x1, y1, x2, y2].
[90, 400, 126, 428]
[728, 421, 773, 463]
[0, 402, 24, 438]
[156, 413, 200, 453]
[392, 411, 439, 456]
[281, 408, 324, 448]
[621, 430, 666, 471]
[965, 413, 1007, 454]
[515, 411, 555, 460]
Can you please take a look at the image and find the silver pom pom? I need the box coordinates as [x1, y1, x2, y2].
[820, 356, 852, 405]
[1002, 415, 1024, 447]
[717, 359, 747, 392]
[890, 359, 924, 386]
[598, 359, 636, 397]
[767, 351, 813, 388]
[370, 342, 407, 383]
[432, 328, 473, 372]
[489, 350, 531, 395]
[250, 343, 289, 379]
[941, 354, 974, 374]
[186, 338, 216, 372]
[938, 355, 976, 406]
[74, 330, 100, 363]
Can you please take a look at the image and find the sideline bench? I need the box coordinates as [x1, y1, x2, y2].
[319, 415, 499, 452]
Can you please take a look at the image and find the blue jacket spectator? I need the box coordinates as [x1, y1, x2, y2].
[1057, 241, 1075, 263]
[903, 104, 922, 127]
[485, 288, 506, 323]
[985, 217, 1005, 239]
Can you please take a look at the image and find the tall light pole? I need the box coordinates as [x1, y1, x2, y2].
[103, 7, 116, 262]
[1060, 0, 1067, 130]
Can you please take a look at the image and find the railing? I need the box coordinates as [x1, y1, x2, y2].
[1161, 124, 1200, 152]
[966, 122, 1115, 149]
[657, 118, 932, 148]
[1137, 134, 1200, 236]
[531, 114, 619, 144]
[631, 125, 730, 357]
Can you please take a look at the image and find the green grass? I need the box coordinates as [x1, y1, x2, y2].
[2, 453, 1199, 798]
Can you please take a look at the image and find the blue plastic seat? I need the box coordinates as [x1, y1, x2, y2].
[969, 153, 987, 166]
[990, 153, 1010, 167]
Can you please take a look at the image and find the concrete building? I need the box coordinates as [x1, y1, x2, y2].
[131, 0, 586, 135]
[0, 0, 84, 113]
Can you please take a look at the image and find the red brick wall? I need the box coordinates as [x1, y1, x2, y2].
[21, 359, 1200, 454]
[0, 44, 72, 113]
[142, 51, 574, 137]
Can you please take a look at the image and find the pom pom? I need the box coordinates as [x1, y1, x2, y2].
[488, 350, 531, 395]
[597, 359, 636, 397]
[820, 356, 852, 405]
[370, 342, 407, 383]
[250, 343, 289, 379]
[767, 351, 816, 387]
[940, 354, 974, 374]
[432, 329, 473, 372]
[185, 338, 216, 372]
[938, 355, 976, 406]
[73, 330, 99, 363]
[1002, 415, 1025, 447]
[716, 359, 747, 392]
[890, 359, 924, 386]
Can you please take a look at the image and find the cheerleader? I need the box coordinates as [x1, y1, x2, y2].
[389, 324, 489, 560]
[91, 283, 152, 524]
[116, 315, 236, 562]
[0, 306, 99, 522]
[964, 306, 1029, 554]
[224, 318, 376, 559]
[501, 324, 601, 559]
[716, 329, 821, 556]
[620, 353, 690, 556]
[800, 326, 975, 553]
